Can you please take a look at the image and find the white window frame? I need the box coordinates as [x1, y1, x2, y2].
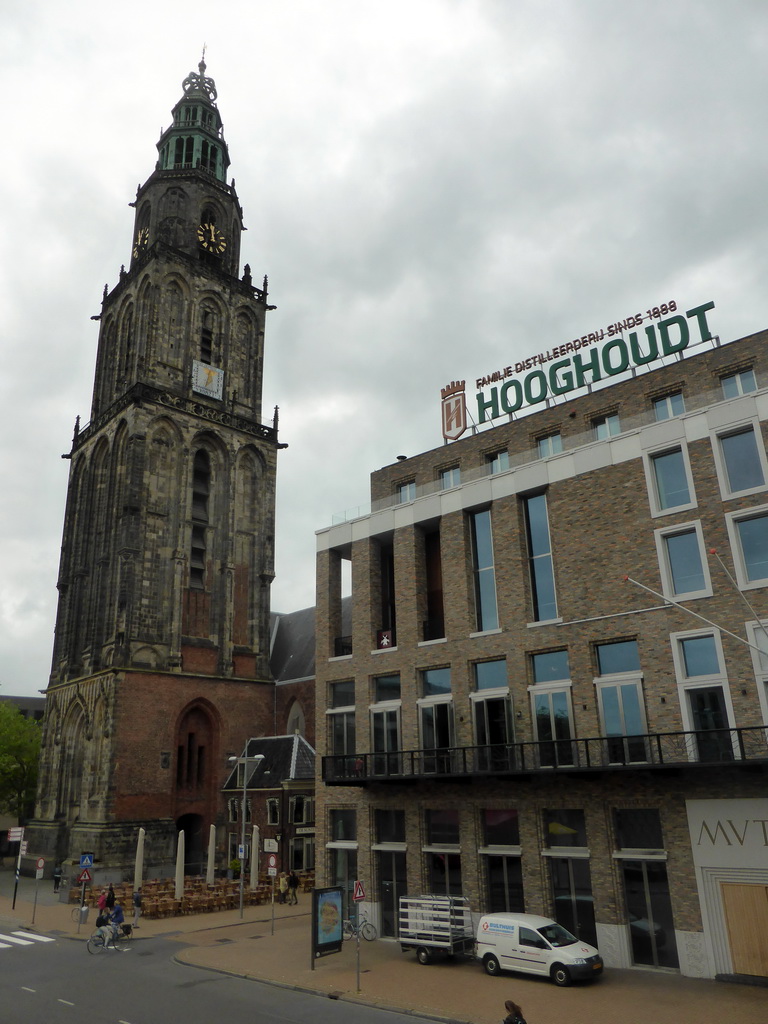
[745, 619, 768, 725]
[439, 466, 461, 490]
[654, 520, 712, 600]
[369, 700, 403, 762]
[289, 794, 315, 825]
[593, 672, 648, 764]
[711, 418, 768, 500]
[653, 391, 685, 421]
[670, 628, 738, 760]
[487, 450, 509, 475]
[643, 442, 697, 518]
[537, 433, 563, 458]
[527, 679, 575, 764]
[397, 480, 416, 504]
[725, 504, 768, 590]
[721, 368, 757, 399]
[594, 413, 621, 440]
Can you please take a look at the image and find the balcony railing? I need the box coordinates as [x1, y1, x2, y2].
[322, 725, 768, 784]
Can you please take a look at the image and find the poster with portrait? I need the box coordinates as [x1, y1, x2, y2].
[312, 886, 343, 958]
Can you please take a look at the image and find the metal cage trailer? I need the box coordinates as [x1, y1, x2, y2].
[399, 894, 475, 964]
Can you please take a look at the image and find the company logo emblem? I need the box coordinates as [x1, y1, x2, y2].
[441, 380, 467, 441]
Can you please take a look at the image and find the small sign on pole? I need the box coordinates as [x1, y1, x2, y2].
[266, 853, 277, 877]
[353, 880, 366, 902]
[77, 868, 92, 884]
[7, 827, 23, 842]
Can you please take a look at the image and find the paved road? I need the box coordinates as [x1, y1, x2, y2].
[1, 931, 421, 1024]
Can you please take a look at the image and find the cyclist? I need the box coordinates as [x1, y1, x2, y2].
[109, 901, 126, 946]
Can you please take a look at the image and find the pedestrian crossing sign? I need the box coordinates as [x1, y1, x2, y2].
[79, 853, 94, 868]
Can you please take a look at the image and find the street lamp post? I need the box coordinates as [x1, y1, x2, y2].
[228, 748, 265, 919]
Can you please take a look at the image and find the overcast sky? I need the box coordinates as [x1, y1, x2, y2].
[4, 0, 768, 697]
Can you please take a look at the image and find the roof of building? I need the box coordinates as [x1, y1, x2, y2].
[269, 596, 351, 682]
[222, 733, 315, 791]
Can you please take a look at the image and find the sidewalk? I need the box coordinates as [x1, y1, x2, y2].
[1, 873, 765, 1024]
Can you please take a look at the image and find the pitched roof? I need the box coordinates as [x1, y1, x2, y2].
[222, 734, 315, 791]
[269, 596, 351, 683]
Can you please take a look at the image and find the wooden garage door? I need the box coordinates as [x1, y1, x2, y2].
[721, 883, 768, 978]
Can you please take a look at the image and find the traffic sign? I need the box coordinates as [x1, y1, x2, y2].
[79, 853, 94, 868]
[353, 880, 365, 902]
[36, 857, 45, 870]
[7, 827, 23, 842]
[20, 841, 28, 855]
[263, 838, 278, 852]
[77, 869, 92, 884]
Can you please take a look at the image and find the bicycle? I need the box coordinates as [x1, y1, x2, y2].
[342, 909, 377, 941]
[86, 924, 133, 954]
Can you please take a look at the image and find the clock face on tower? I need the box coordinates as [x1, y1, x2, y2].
[132, 226, 149, 258]
[197, 222, 227, 254]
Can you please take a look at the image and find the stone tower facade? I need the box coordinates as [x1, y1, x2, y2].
[28, 61, 282, 876]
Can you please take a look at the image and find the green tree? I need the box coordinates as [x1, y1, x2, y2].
[0, 703, 41, 825]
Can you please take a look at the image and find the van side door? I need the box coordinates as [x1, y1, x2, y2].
[517, 926, 551, 976]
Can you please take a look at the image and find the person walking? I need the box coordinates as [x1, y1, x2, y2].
[106, 883, 116, 910]
[97, 888, 108, 912]
[287, 870, 299, 905]
[278, 872, 288, 904]
[502, 1000, 526, 1024]
[132, 887, 142, 928]
[52, 864, 62, 893]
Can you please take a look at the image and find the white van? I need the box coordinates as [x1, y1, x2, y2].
[476, 913, 603, 986]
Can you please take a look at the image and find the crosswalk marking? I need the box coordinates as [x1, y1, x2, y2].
[0, 931, 56, 949]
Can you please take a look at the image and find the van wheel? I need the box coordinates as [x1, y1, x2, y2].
[416, 946, 433, 965]
[484, 954, 501, 976]
[551, 964, 572, 987]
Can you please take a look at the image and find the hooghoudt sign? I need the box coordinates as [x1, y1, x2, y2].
[440, 300, 716, 437]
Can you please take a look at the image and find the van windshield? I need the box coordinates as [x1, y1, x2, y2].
[537, 923, 578, 948]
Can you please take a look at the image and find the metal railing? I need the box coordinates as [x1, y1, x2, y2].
[322, 724, 768, 784]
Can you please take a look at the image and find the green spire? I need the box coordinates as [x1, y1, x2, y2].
[156, 56, 231, 183]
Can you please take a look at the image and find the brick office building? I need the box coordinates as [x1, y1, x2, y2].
[27, 61, 287, 877]
[315, 310, 768, 981]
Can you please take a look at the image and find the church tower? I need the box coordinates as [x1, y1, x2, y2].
[29, 60, 282, 874]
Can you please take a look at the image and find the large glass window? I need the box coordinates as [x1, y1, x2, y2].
[473, 660, 512, 770]
[537, 433, 562, 458]
[470, 510, 499, 631]
[486, 856, 524, 914]
[487, 450, 509, 474]
[371, 706, 401, 776]
[523, 493, 558, 621]
[531, 651, 573, 767]
[398, 480, 416, 503]
[374, 673, 401, 702]
[425, 808, 460, 845]
[595, 640, 647, 763]
[653, 391, 684, 421]
[721, 368, 756, 398]
[376, 809, 405, 844]
[718, 426, 766, 495]
[649, 447, 692, 512]
[656, 524, 709, 598]
[674, 632, 734, 762]
[483, 808, 519, 846]
[550, 856, 597, 948]
[594, 413, 620, 439]
[421, 667, 451, 696]
[727, 508, 768, 587]
[328, 680, 355, 767]
[329, 809, 356, 841]
[439, 466, 461, 489]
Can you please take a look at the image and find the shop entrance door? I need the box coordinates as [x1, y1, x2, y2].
[722, 883, 768, 978]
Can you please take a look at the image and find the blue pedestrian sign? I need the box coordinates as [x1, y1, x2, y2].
[80, 853, 94, 868]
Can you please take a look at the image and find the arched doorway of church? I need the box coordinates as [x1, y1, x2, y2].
[176, 813, 205, 876]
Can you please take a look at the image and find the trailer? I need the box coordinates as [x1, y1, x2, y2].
[398, 894, 475, 964]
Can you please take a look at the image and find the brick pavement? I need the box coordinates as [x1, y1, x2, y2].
[0, 871, 765, 1024]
